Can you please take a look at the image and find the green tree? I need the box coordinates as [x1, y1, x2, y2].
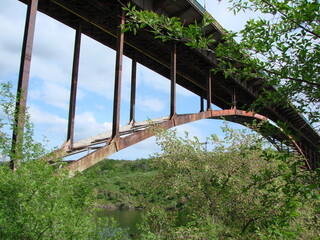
[0, 82, 128, 239]
[137, 126, 319, 239]
[0, 82, 46, 165]
[0, 160, 99, 240]
[219, 0, 320, 128]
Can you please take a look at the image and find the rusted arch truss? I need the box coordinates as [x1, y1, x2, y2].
[64, 109, 311, 173]
[12, 0, 320, 172]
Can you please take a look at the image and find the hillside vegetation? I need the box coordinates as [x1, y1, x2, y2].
[85, 125, 320, 239]
[85, 158, 159, 210]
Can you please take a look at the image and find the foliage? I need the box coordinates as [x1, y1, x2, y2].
[85, 159, 158, 209]
[136, 126, 320, 239]
[0, 160, 102, 240]
[0, 82, 129, 239]
[122, 2, 215, 49]
[0, 82, 47, 165]
[218, 0, 320, 127]
[97, 217, 131, 240]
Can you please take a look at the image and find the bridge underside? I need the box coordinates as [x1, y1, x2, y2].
[13, 0, 320, 171]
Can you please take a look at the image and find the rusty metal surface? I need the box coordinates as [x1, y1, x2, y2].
[207, 69, 212, 110]
[16, 0, 319, 148]
[111, 10, 125, 140]
[67, 24, 81, 146]
[200, 96, 204, 112]
[66, 109, 314, 172]
[11, 0, 39, 170]
[129, 55, 137, 123]
[14, 0, 319, 170]
[67, 111, 211, 172]
[170, 42, 177, 118]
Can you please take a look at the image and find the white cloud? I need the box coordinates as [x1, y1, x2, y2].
[137, 96, 166, 112]
[26, 12, 75, 86]
[176, 85, 194, 97]
[76, 36, 116, 98]
[174, 123, 205, 141]
[204, 0, 263, 34]
[74, 111, 112, 141]
[28, 105, 67, 147]
[0, 3, 25, 77]
[33, 13, 74, 62]
[29, 105, 67, 125]
[29, 82, 84, 110]
[139, 67, 169, 92]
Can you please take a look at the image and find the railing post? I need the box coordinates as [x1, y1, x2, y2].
[129, 55, 137, 124]
[112, 10, 125, 140]
[67, 24, 82, 148]
[11, 0, 39, 170]
[170, 42, 177, 118]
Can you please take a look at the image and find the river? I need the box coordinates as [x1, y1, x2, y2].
[95, 209, 144, 236]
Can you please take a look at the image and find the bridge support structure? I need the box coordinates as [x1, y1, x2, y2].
[67, 24, 82, 148]
[11, 0, 320, 172]
[60, 108, 316, 174]
[66, 109, 261, 173]
[11, 0, 38, 170]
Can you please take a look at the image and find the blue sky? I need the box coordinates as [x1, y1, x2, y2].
[0, 0, 258, 160]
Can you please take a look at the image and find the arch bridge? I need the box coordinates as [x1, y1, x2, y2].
[13, 0, 320, 172]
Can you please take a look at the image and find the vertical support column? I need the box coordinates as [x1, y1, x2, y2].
[232, 88, 237, 109]
[301, 143, 312, 170]
[11, 0, 38, 170]
[67, 24, 82, 147]
[129, 55, 137, 124]
[311, 150, 316, 170]
[170, 42, 177, 118]
[112, 10, 125, 140]
[207, 69, 212, 111]
[308, 147, 313, 169]
[200, 95, 204, 112]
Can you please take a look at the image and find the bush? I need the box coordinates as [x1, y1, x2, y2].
[0, 160, 101, 239]
[138, 125, 320, 239]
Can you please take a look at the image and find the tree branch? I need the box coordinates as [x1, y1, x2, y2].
[261, 0, 320, 39]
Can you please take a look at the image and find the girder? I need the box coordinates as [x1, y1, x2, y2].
[63, 109, 312, 173]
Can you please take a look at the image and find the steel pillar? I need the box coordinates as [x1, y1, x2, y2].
[207, 69, 212, 110]
[170, 42, 177, 118]
[313, 151, 317, 169]
[309, 147, 316, 169]
[232, 88, 237, 109]
[67, 25, 82, 147]
[11, 0, 38, 170]
[200, 95, 204, 112]
[111, 10, 125, 140]
[129, 55, 137, 124]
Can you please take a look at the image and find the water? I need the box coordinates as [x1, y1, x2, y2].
[95, 209, 143, 236]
